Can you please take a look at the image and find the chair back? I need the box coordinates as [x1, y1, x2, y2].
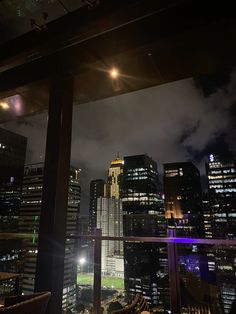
[112, 293, 150, 313]
[0, 292, 51, 314]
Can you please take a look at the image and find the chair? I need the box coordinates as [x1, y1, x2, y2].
[111, 293, 150, 313]
[0, 292, 51, 314]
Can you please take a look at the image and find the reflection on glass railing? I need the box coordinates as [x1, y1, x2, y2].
[73, 236, 236, 314]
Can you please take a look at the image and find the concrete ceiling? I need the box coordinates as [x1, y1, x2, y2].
[0, 0, 87, 44]
[0, 0, 236, 123]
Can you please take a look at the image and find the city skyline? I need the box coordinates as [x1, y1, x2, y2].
[1, 2, 236, 313]
[1, 123, 235, 313]
[1, 69, 236, 212]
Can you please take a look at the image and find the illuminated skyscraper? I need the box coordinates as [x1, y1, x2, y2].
[0, 127, 27, 233]
[122, 155, 168, 308]
[97, 197, 123, 277]
[206, 153, 236, 314]
[107, 156, 124, 199]
[163, 162, 215, 312]
[206, 153, 236, 239]
[19, 163, 81, 313]
[89, 179, 106, 235]
[95, 157, 124, 277]
[0, 127, 27, 274]
[164, 162, 202, 237]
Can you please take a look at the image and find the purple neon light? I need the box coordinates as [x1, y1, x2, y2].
[67, 234, 236, 246]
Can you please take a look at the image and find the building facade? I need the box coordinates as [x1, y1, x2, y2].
[97, 197, 123, 277]
[206, 153, 236, 314]
[107, 157, 124, 199]
[163, 162, 216, 312]
[0, 127, 27, 232]
[0, 127, 27, 274]
[164, 162, 203, 237]
[206, 153, 236, 239]
[88, 179, 106, 235]
[19, 163, 81, 313]
[122, 155, 168, 308]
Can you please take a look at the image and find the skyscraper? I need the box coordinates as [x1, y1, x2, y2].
[89, 179, 106, 235]
[163, 162, 214, 312]
[94, 157, 124, 278]
[97, 197, 123, 277]
[0, 127, 27, 233]
[206, 153, 236, 314]
[206, 153, 236, 239]
[19, 163, 81, 313]
[107, 156, 124, 199]
[122, 155, 168, 308]
[164, 162, 203, 237]
[0, 127, 27, 274]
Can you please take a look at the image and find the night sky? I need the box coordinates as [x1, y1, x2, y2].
[1, 68, 236, 212]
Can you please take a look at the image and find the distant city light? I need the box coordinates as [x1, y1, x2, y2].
[109, 68, 119, 79]
[209, 154, 214, 162]
[0, 101, 10, 110]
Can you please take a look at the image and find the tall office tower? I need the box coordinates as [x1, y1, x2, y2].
[19, 163, 80, 313]
[163, 162, 215, 312]
[164, 162, 203, 237]
[0, 127, 27, 274]
[88, 179, 106, 235]
[206, 153, 236, 314]
[107, 156, 124, 198]
[97, 197, 124, 277]
[0, 127, 27, 232]
[122, 155, 168, 308]
[206, 153, 236, 239]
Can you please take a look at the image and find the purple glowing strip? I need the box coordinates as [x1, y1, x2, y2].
[68, 235, 236, 246]
[3, 234, 235, 246]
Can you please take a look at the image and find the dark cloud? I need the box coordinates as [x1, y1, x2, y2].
[1, 69, 236, 212]
[194, 69, 232, 97]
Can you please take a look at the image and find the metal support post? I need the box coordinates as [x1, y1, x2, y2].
[93, 228, 102, 314]
[167, 228, 181, 314]
[35, 74, 73, 314]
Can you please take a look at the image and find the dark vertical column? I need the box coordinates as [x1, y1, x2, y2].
[167, 228, 181, 314]
[35, 75, 73, 314]
[14, 276, 20, 295]
[93, 228, 102, 314]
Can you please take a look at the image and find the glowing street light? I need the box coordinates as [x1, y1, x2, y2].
[78, 257, 86, 273]
[79, 257, 86, 265]
[109, 68, 119, 79]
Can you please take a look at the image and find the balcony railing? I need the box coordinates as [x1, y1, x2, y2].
[1, 231, 236, 314]
[71, 230, 236, 314]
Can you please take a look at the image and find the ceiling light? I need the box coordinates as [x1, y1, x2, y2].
[109, 68, 119, 79]
[0, 102, 10, 110]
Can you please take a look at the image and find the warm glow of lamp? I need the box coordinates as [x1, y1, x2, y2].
[110, 68, 119, 79]
[0, 102, 10, 110]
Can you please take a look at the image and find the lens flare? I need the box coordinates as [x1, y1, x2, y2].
[110, 68, 119, 79]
